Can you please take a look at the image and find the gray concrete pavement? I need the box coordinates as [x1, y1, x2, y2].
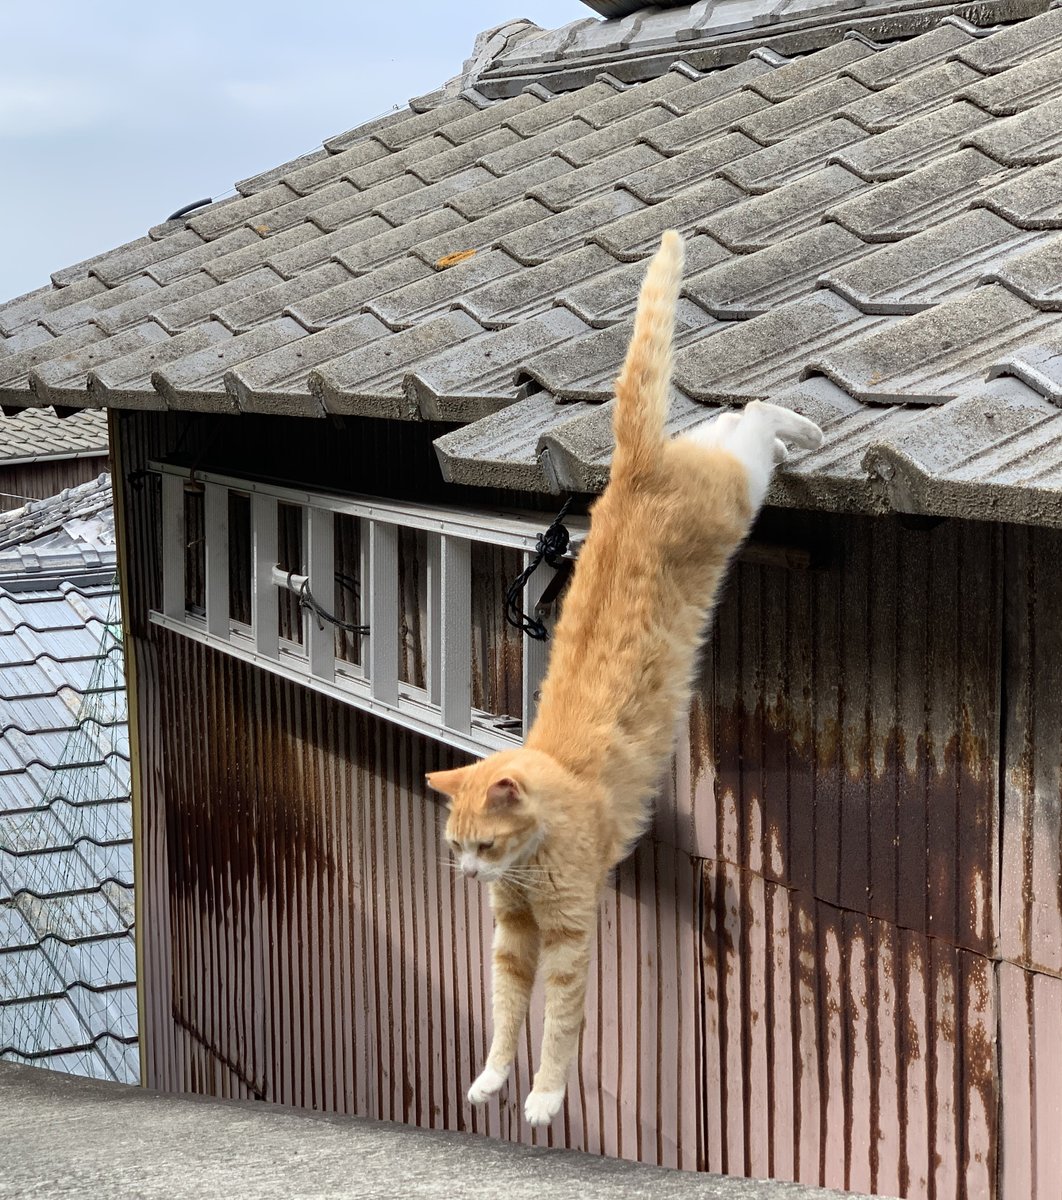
[0, 1062, 885, 1199]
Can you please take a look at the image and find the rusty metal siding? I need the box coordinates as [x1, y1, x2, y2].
[998, 526, 1062, 1197]
[692, 511, 1001, 956]
[691, 511, 1002, 1198]
[114, 408, 701, 1165]
[0, 454, 109, 510]
[116, 407, 1062, 1197]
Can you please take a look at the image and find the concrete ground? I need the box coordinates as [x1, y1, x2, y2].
[0, 1062, 884, 1199]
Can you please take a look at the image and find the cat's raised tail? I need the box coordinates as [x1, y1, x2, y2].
[611, 229, 685, 480]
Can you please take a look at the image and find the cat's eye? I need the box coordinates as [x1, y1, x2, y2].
[447, 839, 460, 852]
[478, 840, 495, 853]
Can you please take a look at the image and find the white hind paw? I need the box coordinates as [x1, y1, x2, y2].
[468, 1064, 508, 1105]
[747, 401, 823, 452]
[524, 1088, 566, 1126]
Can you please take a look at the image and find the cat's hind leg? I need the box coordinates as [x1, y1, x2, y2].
[525, 914, 594, 1126]
[686, 400, 823, 509]
[468, 890, 540, 1106]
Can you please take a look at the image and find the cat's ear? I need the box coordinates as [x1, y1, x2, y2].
[425, 767, 470, 800]
[485, 777, 523, 812]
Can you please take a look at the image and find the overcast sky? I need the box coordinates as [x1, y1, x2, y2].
[1, 1, 588, 299]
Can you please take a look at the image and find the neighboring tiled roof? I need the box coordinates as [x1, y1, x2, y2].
[0, 477, 135, 1084]
[0, 408, 108, 465]
[0, 475, 115, 564]
[4, 1, 1062, 525]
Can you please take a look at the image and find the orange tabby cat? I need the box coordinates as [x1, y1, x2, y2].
[427, 230, 823, 1127]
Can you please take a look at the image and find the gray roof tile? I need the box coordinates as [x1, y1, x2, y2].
[0, 409, 107, 464]
[433, 394, 556, 492]
[87, 230, 206, 289]
[435, 92, 544, 144]
[209, 262, 351, 332]
[265, 215, 396, 278]
[824, 147, 1011, 241]
[458, 245, 614, 327]
[0, 281, 108, 339]
[370, 96, 481, 150]
[832, 101, 992, 180]
[286, 258, 433, 331]
[988, 339, 1062, 398]
[957, 48, 1062, 115]
[841, 23, 976, 90]
[860, 383, 1062, 525]
[823, 208, 1053, 313]
[497, 190, 644, 265]
[504, 82, 619, 137]
[28, 325, 171, 409]
[838, 60, 983, 131]
[476, 120, 586, 174]
[330, 208, 466, 275]
[718, 119, 863, 192]
[305, 174, 425, 233]
[408, 126, 520, 183]
[49, 237, 155, 290]
[146, 226, 264, 287]
[367, 250, 523, 329]
[735, 77, 871, 144]
[555, 105, 675, 166]
[707, 164, 863, 250]
[976, 158, 1062, 227]
[622, 131, 760, 201]
[686, 222, 865, 316]
[273, 144, 385, 196]
[408, 308, 591, 421]
[236, 148, 331, 198]
[519, 298, 710, 401]
[559, 234, 730, 325]
[810, 283, 1057, 402]
[988, 230, 1062, 308]
[657, 57, 771, 115]
[88, 325, 231, 409]
[40, 277, 168, 337]
[530, 144, 663, 209]
[963, 94, 1062, 164]
[151, 319, 307, 412]
[8, 4, 1062, 523]
[310, 311, 483, 418]
[595, 178, 744, 258]
[225, 314, 389, 416]
[746, 38, 873, 100]
[954, 5, 1062, 72]
[448, 158, 572, 220]
[673, 290, 884, 401]
[0, 329, 104, 402]
[185, 185, 298, 240]
[641, 88, 769, 155]
[410, 199, 552, 267]
[146, 268, 283, 335]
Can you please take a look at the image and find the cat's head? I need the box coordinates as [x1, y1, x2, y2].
[426, 747, 564, 882]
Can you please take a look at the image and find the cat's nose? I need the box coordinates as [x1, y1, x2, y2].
[463, 864, 479, 879]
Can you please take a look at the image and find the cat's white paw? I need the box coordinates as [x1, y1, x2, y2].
[524, 1088, 566, 1126]
[468, 1064, 508, 1105]
[747, 401, 823, 452]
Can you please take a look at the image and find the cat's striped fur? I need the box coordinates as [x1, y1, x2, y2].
[427, 230, 824, 1127]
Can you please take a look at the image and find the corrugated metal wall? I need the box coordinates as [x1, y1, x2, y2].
[113, 409, 1062, 1197]
[0, 455, 109, 511]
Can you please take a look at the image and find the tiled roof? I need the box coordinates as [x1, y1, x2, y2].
[0, 477, 135, 1084]
[3, 1, 1062, 524]
[0, 408, 107, 465]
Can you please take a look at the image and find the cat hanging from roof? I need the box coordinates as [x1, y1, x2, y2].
[428, 230, 824, 1127]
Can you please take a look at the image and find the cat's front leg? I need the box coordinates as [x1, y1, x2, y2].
[525, 917, 594, 1126]
[468, 889, 540, 1107]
